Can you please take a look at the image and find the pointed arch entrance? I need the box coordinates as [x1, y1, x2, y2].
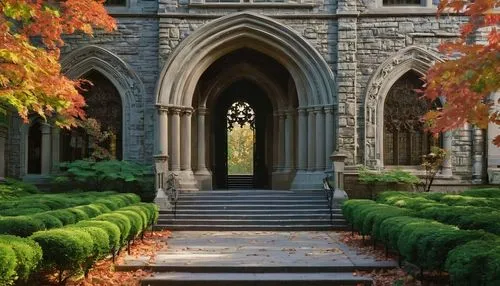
[155, 12, 337, 191]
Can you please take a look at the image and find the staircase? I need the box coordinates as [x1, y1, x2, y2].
[227, 175, 254, 189]
[155, 190, 348, 231]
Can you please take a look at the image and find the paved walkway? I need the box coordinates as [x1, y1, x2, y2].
[121, 231, 397, 270]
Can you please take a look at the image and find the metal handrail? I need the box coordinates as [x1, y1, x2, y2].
[166, 173, 179, 219]
[322, 176, 334, 224]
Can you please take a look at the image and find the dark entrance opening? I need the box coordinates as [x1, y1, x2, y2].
[27, 122, 42, 174]
[213, 80, 273, 189]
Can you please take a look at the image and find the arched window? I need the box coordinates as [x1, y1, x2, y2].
[60, 70, 123, 161]
[383, 71, 437, 166]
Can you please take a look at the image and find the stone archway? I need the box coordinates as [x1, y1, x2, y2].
[155, 12, 337, 191]
[363, 46, 452, 175]
[61, 45, 146, 162]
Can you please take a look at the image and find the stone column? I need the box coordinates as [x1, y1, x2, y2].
[278, 112, 286, 171]
[307, 107, 316, 171]
[157, 107, 169, 155]
[297, 108, 308, 171]
[441, 131, 453, 176]
[180, 108, 192, 171]
[472, 127, 485, 183]
[51, 127, 60, 172]
[284, 109, 294, 171]
[196, 108, 209, 174]
[315, 107, 325, 171]
[170, 107, 181, 171]
[40, 123, 51, 175]
[324, 106, 335, 170]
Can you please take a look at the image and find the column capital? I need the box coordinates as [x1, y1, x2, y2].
[170, 107, 182, 115]
[182, 108, 193, 116]
[324, 105, 335, 113]
[41, 123, 51, 134]
[297, 107, 307, 116]
[313, 106, 323, 113]
[197, 107, 208, 115]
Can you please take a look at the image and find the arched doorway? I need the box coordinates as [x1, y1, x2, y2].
[212, 80, 273, 189]
[27, 122, 42, 174]
[60, 70, 123, 161]
[155, 12, 337, 191]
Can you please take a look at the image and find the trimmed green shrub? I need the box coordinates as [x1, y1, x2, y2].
[67, 208, 90, 221]
[378, 216, 426, 249]
[65, 226, 110, 275]
[0, 216, 44, 237]
[0, 243, 17, 285]
[45, 209, 77, 226]
[115, 210, 143, 239]
[445, 239, 500, 286]
[120, 206, 148, 228]
[461, 188, 500, 198]
[75, 220, 120, 252]
[367, 207, 415, 241]
[31, 228, 93, 281]
[32, 213, 64, 230]
[94, 213, 131, 245]
[0, 178, 38, 200]
[342, 199, 375, 224]
[73, 204, 103, 218]
[0, 235, 42, 282]
[438, 195, 500, 208]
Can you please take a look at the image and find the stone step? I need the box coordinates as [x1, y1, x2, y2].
[140, 272, 372, 286]
[171, 204, 331, 210]
[159, 214, 344, 220]
[178, 190, 325, 196]
[178, 195, 327, 201]
[160, 209, 341, 215]
[153, 225, 348, 231]
[175, 200, 327, 205]
[157, 219, 345, 226]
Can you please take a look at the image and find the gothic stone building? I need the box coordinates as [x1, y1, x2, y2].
[2, 0, 500, 193]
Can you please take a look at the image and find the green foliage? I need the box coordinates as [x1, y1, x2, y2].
[0, 178, 38, 200]
[445, 239, 500, 286]
[0, 216, 44, 237]
[75, 221, 120, 253]
[93, 213, 131, 246]
[0, 243, 17, 286]
[31, 214, 64, 229]
[227, 123, 254, 175]
[461, 188, 500, 198]
[65, 226, 109, 274]
[115, 210, 143, 240]
[0, 235, 42, 282]
[30, 229, 93, 280]
[341, 199, 375, 224]
[53, 160, 155, 202]
[358, 167, 420, 185]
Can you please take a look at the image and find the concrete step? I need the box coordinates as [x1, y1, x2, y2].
[157, 219, 345, 226]
[153, 225, 348, 231]
[140, 272, 371, 286]
[178, 196, 327, 201]
[178, 190, 325, 196]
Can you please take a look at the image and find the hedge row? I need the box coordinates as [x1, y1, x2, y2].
[0, 235, 42, 286]
[0, 193, 141, 237]
[376, 192, 500, 235]
[0, 191, 123, 216]
[28, 202, 158, 284]
[342, 200, 499, 284]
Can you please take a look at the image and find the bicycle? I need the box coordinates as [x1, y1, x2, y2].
[165, 172, 179, 218]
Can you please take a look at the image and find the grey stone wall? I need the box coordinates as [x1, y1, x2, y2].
[5, 0, 484, 184]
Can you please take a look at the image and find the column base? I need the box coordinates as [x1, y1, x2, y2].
[290, 170, 325, 191]
[172, 170, 199, 191]
[271, 170, 295, 190]
[195, 169, 212, 190]
[488, 168, 500, 184]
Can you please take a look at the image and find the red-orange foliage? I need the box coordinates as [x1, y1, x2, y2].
[423, 0, 500, 144]
[0, 0, 116, 127]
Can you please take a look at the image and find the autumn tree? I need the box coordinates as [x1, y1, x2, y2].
[227, 123, 254, 175]
[0, 0, 116, 127]
[423, 0, 500, 144]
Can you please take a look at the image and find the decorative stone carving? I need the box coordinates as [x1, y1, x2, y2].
[363, 46, 443, 166]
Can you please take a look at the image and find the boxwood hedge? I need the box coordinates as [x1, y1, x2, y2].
[0, 235, 42, 285]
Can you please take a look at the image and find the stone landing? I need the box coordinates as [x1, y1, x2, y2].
[117, 231, 397, 285]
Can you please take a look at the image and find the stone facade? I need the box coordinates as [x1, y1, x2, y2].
[2, 0, 496, 190]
